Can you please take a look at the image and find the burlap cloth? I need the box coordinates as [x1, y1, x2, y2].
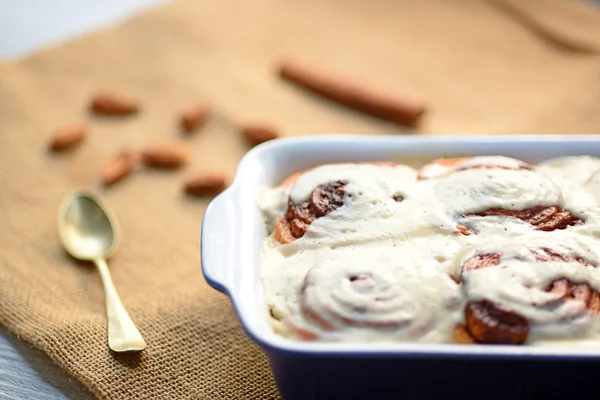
[2, 0, 600, 398]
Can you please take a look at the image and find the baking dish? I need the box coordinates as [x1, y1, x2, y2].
[201, 135, 600, 399]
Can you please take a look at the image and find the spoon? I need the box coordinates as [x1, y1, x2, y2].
[58, 189, 146, 353]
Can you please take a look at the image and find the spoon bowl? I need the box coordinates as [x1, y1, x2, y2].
[59, 192, 118, 261]
[58, 189, 146, 353]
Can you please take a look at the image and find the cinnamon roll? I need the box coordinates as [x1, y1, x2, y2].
[459, 244, 600, 344]
[274, 162, 416, 244]
[289, 256, 458, 341]
[427, 157, 583, 233]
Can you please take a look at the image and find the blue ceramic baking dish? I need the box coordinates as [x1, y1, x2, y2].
[201, 135, 600, 399]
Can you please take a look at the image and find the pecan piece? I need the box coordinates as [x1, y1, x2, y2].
[183, 172, 227, 196]
[240, 122, 280, 147]
[90, 91, 140, 115]
[180, 103, 209, 134]
[101, 150, 136, 186]
[48, 123, 86, 152]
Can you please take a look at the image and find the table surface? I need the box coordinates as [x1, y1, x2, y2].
[0, 2, 164, 398]
[2, 0, 600, 399]
[0, 0, 165, 60]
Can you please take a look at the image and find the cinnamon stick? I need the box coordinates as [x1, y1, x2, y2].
[278, 59, 425, 126]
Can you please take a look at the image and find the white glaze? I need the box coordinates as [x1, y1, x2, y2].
[289, 163, 417, 204]
[434, 168, 563, 216]
[256, 186, 289, 233]
[418, 155, 531, 180]
[257, 156, 600, 344]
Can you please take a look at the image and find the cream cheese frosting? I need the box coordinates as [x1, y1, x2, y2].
[257, 156, 600, 345]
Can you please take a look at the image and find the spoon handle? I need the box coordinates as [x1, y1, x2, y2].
[94, 258, 147, 352]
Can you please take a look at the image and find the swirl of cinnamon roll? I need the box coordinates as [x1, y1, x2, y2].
[274, 162, 416, 244]
[292, 257, 459, 340]
[459, 244, 600, 344]
[425, 156, 582, 233]
[275, 180, 347, 244]
[463, 206, 583, 232]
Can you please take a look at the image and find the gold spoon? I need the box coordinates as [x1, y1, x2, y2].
[58, 189, 146, 353]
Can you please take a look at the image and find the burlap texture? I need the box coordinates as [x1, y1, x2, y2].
[1, 0, 600, 398]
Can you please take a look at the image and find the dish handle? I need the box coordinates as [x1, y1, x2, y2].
[201, 188, 237, 294]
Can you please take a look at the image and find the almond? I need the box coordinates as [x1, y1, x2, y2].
[101, 150, 137, 186]
[90, 91, 140, 115]
[184, 172, 227, 196]
[240, 122, 280, 147]
[180, 103, 209, 134]
[141, 142, 189, 169]
[49, 123, 86, 152]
